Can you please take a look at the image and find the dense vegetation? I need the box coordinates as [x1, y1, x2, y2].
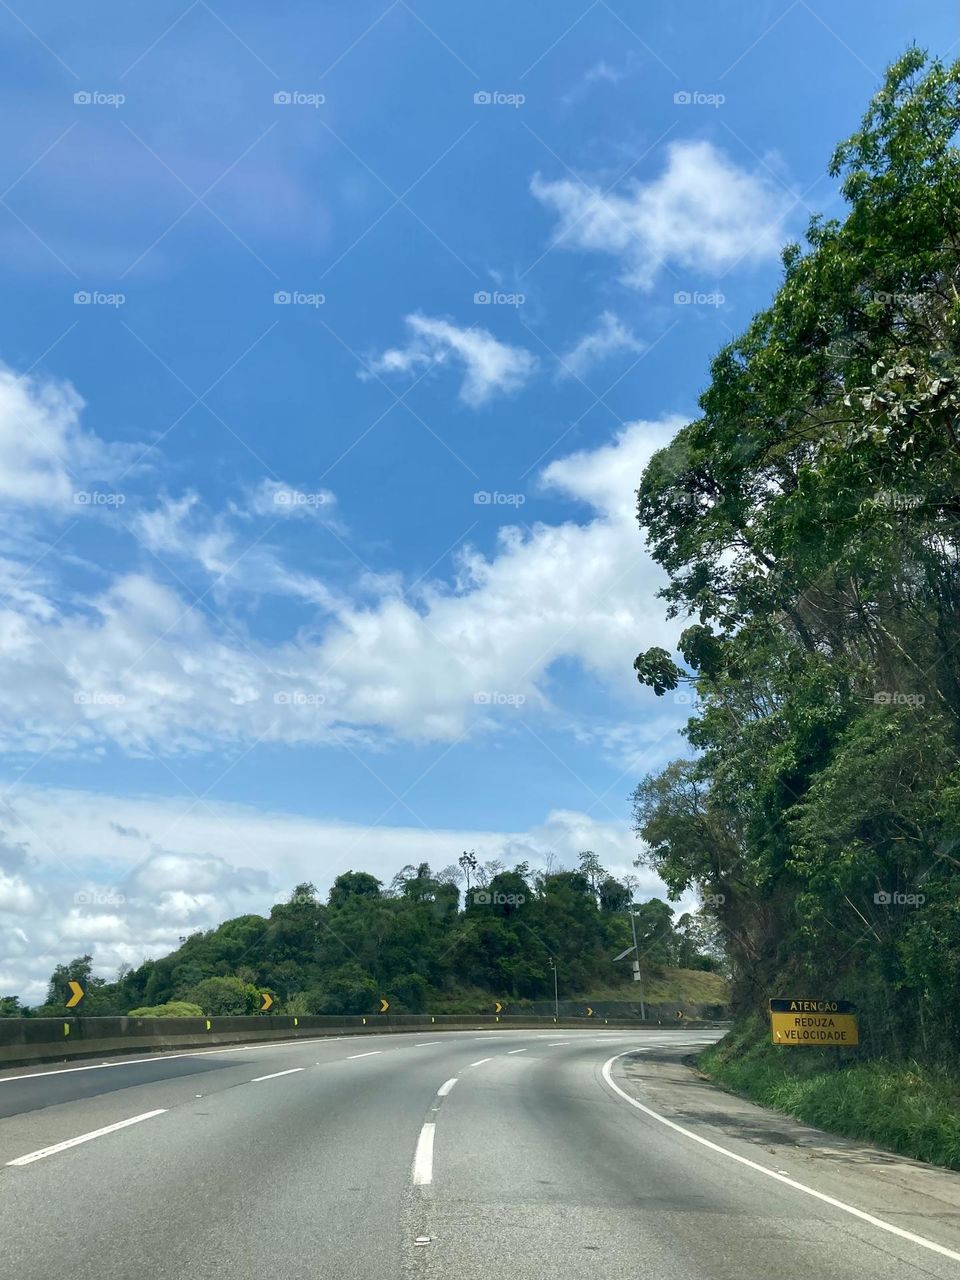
[23, 852, 723, 1017]
[633, 50, 960, 1068]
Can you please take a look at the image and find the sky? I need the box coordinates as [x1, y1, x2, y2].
[0, 1, 956, 1001]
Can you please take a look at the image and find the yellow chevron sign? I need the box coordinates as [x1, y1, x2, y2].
[379, 998, 389, 1013]
[260, 992, 274, 1013]
[65, 981, 84, 1009]
[495, 1001, 503, 1014]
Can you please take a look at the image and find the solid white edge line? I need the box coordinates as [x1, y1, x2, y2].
[347, 1051, 382, 1059]
[7, 1109, 167, 1166]
[250, 1067, 305, 1082]
[437, 1077, 458, 1096]
[413, 1122, 436, 1185]
[469, 1057, 492, 1067]
[601, 1052, 960, 1265]
[0, 1036, 337, 1084]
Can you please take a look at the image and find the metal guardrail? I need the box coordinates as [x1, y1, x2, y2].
[0, 1012, 731, 1069]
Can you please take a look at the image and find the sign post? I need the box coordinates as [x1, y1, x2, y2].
[769, 998, 859, 1046]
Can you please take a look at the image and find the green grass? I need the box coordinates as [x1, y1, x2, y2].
[700, 1018, 960, 1170]
[419, 969, 729, 1016]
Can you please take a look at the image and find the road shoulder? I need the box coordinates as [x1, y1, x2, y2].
[609, 1045, 960, 1258]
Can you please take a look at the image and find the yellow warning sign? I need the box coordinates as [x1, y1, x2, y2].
[770, 1011, 858, 1046]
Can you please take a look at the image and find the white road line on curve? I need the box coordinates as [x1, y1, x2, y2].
[548, 1041, 571, 1046]
[469, 1057, 492, 1067]
[507, 1048, 527, 1054]
[250, 1067, 305, 1082]
[348, 1051, 382, 1059]
[7, 1109, 167, 1167]
[601, 1053, 960, 1266]
[412, 1122, 435, 1185]
[416, 1041, 441, 1046]
[0, 1037, 341, 1083]
[437, 1077, 458, 1096]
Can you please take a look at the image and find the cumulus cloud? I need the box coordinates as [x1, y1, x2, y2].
[531, 140, 791, 289]
[0, 364, 138, 508]
[366, 313, 537, 406]
[558, 312, 645, 380]
[0, 402, 684, 753]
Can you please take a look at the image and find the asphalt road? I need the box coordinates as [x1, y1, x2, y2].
[2, 1027, 959, 1279]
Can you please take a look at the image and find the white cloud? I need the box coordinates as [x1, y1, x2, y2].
[0, 364, 138, 508]
[558, 312, 645, 380]
[0, 394, 685, 753]
[531, 140, 791, 289]
[0, 785, 678, 1000]
[367, 313, 537, 406]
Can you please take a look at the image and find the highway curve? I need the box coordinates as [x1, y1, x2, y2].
[2, 1027, 959, 1279]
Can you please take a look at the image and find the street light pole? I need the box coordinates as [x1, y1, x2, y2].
[549, 956, 559, 1020]
[629, 909, 646, 1022]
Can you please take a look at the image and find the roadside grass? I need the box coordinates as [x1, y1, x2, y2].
[699, 1018, 960, 1170]
[426, 968, 729, 1015]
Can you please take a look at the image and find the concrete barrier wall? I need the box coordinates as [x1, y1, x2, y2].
[0, 1013, 731, 1069]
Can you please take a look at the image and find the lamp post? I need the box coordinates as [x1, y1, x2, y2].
[548, 956, 559, 1020]
[629, 909, 647, 1022]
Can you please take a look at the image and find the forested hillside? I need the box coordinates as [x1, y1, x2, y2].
[633, 50, 960, 1063]
[23, 852, 724, 1017]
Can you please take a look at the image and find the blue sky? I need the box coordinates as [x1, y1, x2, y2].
[0, 1, 955, 998]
